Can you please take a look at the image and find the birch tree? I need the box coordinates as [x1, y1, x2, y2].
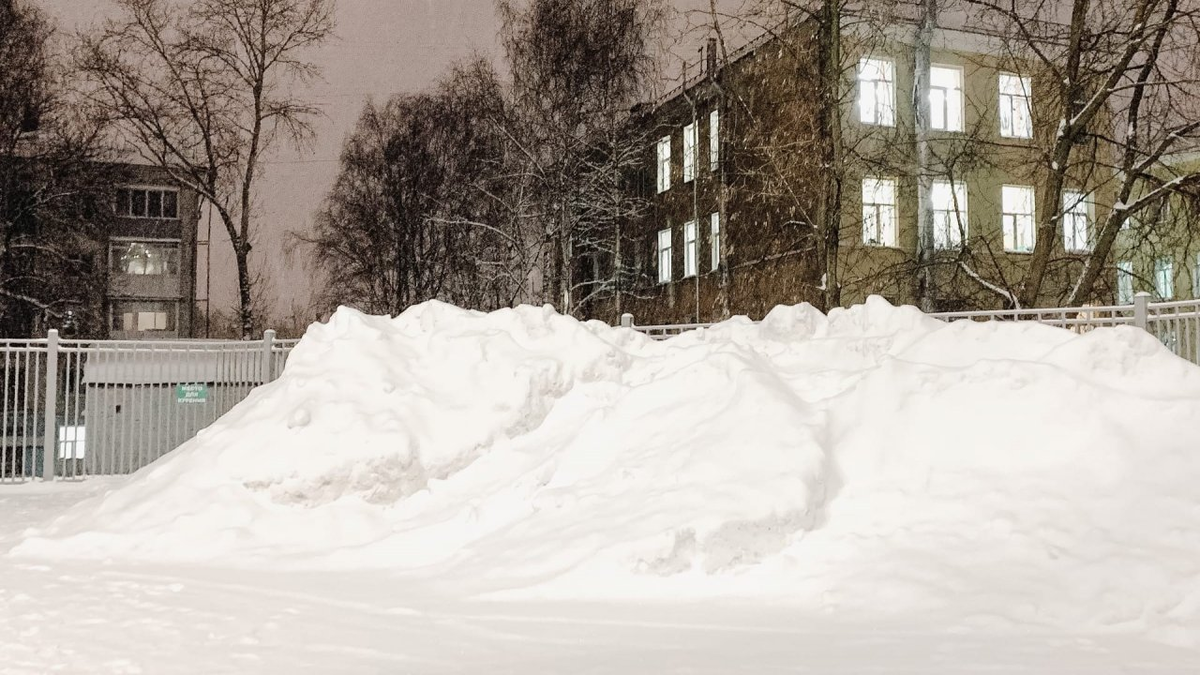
[78, 0, 335, 337]
[305, 60, 528, 314]
[499, 0, 666, 316]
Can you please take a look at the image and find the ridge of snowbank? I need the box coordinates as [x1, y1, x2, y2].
[12, 298, 1200, 646]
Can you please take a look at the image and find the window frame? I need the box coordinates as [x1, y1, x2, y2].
[1001, 184, 1036, 252]
[929, 65, 964, 132]
[683, 122, 698, 183]
[656, 136, 672, 193]
[683, 221, 698, 277]
[998, 73, 1033, 139]
[657, 228, 673, 284]
[115, 186, 181, 220]
[710, 212, 721, 270]
[858, 57, 896, 127]
[1155, 257, 1175, 300]
[109, 299, 180, 333]
[931, 178, 968, 249]
[861, 176, 898, 247]
[1061, 190, 1092, 253]
[709, 110, 720, 172]
[109, 238, 183, 276]
[1117, 260, 1135, 305]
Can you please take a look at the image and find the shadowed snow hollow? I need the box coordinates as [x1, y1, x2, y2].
[13, 298, 1200, 646]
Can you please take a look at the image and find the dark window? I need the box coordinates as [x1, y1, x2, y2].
[115, 187, 181, 219]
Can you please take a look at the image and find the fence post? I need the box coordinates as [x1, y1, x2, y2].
[261, 329, 276, 383]
[620, 313, 634, 329]
[1133, 292, 1151, 332]
[42, 329, 58, 481]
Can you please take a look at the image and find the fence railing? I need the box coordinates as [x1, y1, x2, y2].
[1, 330, 294, 484]
[620, 293, 1200, 366]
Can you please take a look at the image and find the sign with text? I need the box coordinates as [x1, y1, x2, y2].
[175, 383, 209, 404]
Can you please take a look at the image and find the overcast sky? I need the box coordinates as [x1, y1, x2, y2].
[39, 0, 726, 325]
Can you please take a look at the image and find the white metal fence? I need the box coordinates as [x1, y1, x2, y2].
[621, 292, 1200, 366]
[0, 330, 296, 483]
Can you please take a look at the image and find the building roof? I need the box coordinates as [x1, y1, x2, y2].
[82, 350, 269, 386]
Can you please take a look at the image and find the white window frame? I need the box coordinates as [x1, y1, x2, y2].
[999, 73, 1033, 139]
[858, 58, 896, 127]
[116, 185, 181, 220]
[1117, 260, 1134, 305]
[862, 177, 898, 247]
[1155, 257, 1174, 300]
[1062, 190, 1092, 252]
[683, 221, 698, 277]
[710, 212, 721, 270]
[709, 110, 720, 172]
[929, 65, 964, 132]
[683, 122, 698, 183]
[656, 136, 671, 193]
[657, 228, 672, 283]
[109, 238, 183, 276]
[110, 300, 179, 333]
[931, 178, 968, 249]
[1002, 185, 1036, 252]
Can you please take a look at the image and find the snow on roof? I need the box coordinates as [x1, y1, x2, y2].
[82, 350, 269, 385]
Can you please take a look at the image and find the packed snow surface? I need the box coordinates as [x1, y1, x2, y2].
[15, 298, 1200, 649]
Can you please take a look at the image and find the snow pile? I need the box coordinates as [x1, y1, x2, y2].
[14, 298, 1200, 646]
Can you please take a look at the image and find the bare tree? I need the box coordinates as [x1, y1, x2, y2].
[304, 60, 528, 315]
[77, 0, 335, 338]
[966, 0, 1200, 307]
[499, 0, 666, 316]
[0, 0, 118, 338]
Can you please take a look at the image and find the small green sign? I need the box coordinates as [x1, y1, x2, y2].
[176, 383, 209, 404]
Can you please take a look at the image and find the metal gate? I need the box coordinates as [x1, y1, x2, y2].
[0, 330, 295, 483]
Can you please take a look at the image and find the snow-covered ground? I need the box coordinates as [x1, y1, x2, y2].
[3, 298, 1200, 673]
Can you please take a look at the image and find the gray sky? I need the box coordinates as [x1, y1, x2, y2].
[40, 0, 502, 324]
[39, 0, 727, 325]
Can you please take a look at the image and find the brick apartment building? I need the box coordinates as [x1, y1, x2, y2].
[580, 13, 1196, 326]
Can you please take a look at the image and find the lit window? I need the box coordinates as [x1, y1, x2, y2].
[999, 73, 1033, 139]
[710, 212, 721, 270]
[858, 58, 896, 126]
[111, 300, 178, 333]
[683, 123, 697, 183]
[683, 221, 698, 277]
[930, 65, 963, 132]
[657, 228, 672, 283]
[709, 110, 720, 172]
[116, 187, 180, 219]
[110, 241, 181, 276]
[1155, 258, 1174, 300]
[862, 177, 897, 247]
[656, 136, 671, 193]
[931, 179, 967, 249]
[1002, 185, 1036, 252]
[1117, 261, 1134, 304]
[1062, 190, 1091, 252]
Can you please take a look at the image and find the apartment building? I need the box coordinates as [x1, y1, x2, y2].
[593, 15, 1126, 325]
[105, 163, 200, 339]
[1111, 152, 1200, 305]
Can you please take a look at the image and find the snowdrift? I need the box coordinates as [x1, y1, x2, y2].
[14, 298, 1200, 645]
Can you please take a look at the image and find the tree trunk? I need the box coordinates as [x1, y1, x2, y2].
[914, 0, 937, 312]
[235, 243, 254, 339]
[817, 0, 843, 311]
